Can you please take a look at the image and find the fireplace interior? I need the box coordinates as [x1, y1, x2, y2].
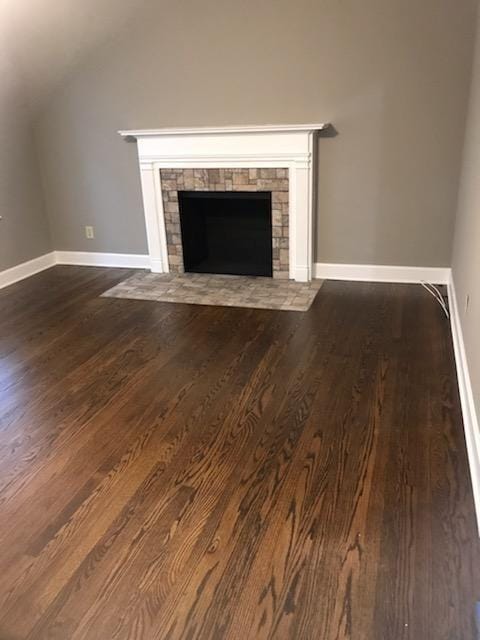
[178, 191, 273, 277]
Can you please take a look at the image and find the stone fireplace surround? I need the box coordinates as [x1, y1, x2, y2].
[161, 168, 290, 278]
[119, 124, 328, 282]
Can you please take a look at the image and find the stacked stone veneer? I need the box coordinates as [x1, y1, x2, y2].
[160, 168, 289, 278]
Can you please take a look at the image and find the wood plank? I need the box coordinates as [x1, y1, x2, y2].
[0, 267, 477, 639]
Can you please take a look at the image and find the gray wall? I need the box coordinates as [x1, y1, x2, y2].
[452, 3, 480, 422]
[35, 0, 477, 266]
[0, 43, 52, 271]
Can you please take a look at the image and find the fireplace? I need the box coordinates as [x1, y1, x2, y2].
[119, 124, 328, 281]
[178, 191, 272, 277]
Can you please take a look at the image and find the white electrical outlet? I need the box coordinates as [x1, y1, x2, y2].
[85, 225, 95, 239]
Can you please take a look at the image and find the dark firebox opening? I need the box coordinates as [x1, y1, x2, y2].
[178, 191, 272, 277]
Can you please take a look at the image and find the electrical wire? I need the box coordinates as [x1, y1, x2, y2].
[421, 281, 449, 319]
[421, 282, 449, 318]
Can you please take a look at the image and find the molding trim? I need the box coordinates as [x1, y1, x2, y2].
[119, 123, 329, 138]
[1, 255, 453, 289]
[138, 153, 312, 168]
[448, 275, 480, 535]
[0, 252, 56, 290]
[0, 251, 150, 291]
[313, 262, 451, 284]
[55, 251, 149, 269]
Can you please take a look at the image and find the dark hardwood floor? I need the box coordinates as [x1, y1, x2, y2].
[0, 266, 478, 640]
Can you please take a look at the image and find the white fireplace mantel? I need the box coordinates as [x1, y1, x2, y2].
[119, 123, 328, 281]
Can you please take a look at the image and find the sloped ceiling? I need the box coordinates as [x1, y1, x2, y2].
[0, 0, 147, 112]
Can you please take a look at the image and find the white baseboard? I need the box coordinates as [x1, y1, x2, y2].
[314, 262, 451, 284]
[448, 275, 480, 535]
[54, 251, 149, 269]
[0, 252, 56, 290]
[0, 251, 149, 291]
[1, 255, 451, 290]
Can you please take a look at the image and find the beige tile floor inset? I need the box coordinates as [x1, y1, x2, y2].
[101, 272, 324, 312]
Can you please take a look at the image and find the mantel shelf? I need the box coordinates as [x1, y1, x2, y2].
[119, 123, 329, 139]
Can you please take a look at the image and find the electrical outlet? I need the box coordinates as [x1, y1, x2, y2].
[465, 294, 470, 314]
[85, 225, 95, 239]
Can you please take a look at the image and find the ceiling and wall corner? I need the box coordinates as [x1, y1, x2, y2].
[0, 0, 151, 272]
[1, 0, 152, 111]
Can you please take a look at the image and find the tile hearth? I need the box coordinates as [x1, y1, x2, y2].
[102, 272, 323, 312]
